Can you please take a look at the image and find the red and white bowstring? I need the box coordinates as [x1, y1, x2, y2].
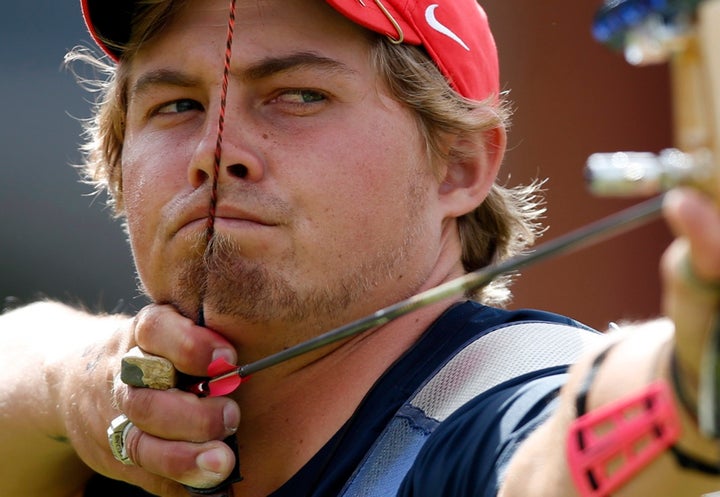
[186, 4, 241, 496]
[198, 0, 237, 326]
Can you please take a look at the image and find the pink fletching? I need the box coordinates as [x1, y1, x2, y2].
[206, 357, 244, 397]
[208, 357, 237, 376]
[209, 375, 243, 397]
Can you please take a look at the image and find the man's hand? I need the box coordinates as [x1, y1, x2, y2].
[500, 187, 720, 497]
[662, 187, 720, 387]
[53, 304, 240, 496]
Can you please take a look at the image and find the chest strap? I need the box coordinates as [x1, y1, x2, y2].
[339, 321, 604, 497]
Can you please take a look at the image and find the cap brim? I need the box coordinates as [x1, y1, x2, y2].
[81, 0, 135, 61]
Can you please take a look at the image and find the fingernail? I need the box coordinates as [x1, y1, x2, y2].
[196, 447, 232, 475]
[212, 348, 236, 364]
[223, 402, 240, 435]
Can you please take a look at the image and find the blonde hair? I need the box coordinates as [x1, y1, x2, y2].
[370, 41, 544, 305]
[67, 0, 186, 212]
[67, 2, 544, 306]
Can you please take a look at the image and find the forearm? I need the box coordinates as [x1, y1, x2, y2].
[0, 301, 127, 496]
[501, 189, 720, 497]
[500, 320, 720, 497]
[0, 301, 242, 497]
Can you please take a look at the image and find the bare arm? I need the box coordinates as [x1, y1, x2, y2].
[0, 301, 239, 497]
[501, 188, 720, 497]
[0, 302, 124, 496]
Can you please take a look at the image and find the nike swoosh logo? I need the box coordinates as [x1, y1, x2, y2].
[425, 4, 470, 51]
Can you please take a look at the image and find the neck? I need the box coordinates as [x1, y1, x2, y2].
[222, 295, 460, 496]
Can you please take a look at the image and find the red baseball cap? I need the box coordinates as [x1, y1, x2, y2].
[81, 0, 499, 101]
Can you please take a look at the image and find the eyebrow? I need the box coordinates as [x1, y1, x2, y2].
[129, 69, 202, 102]
[129, 51, 358, 100]
[242, 51, 358, 81]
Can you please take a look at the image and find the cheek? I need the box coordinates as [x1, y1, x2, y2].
[290, 116, 431, 243]
[122, 147, 155, 241]
[121, 163, 157, 279]
[122, 131, 191, 212]
[120, 135, 189, 265]
[341, 117, 427, 202]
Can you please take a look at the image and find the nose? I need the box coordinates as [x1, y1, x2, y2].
[187, 117, 264, 189]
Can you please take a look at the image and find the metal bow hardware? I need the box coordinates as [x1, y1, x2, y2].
[588, 0, 720, 437]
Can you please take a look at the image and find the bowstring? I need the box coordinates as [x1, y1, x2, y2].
[197, 0, 237, 327]
[185, 3, 242, 496]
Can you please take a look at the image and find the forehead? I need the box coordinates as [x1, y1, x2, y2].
[127, 0, 374, 72]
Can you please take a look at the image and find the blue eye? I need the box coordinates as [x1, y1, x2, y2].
[156, 99, 203, 114]
[278, 89, 326, 104]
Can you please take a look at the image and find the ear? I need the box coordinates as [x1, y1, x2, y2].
[437, 126, 506, 218]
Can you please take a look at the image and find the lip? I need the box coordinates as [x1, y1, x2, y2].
[173, 204, 276, 236]
[214, 205, 275, 226]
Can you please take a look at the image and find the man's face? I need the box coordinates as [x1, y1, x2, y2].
[121, 0, 447, 336]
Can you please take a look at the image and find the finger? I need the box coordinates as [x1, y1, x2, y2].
[132, 304, 237, 377]
[123, 426, 236, 490]
[663, 187, 720, 280]
[663, 189, 720, 371]
[119, 387, 240, 442]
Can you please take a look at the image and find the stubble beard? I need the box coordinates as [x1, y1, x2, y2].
[168, 172, 431, 329]
[173, 228, 422, 330]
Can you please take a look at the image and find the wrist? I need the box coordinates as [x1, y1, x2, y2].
[49, 312, 129, 446]
[665, 343, 720, 475]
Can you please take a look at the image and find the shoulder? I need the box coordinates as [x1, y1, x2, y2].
[431, 301, 595, 340]
[396, 303, 602, 497]
[399, 368, 569, 497]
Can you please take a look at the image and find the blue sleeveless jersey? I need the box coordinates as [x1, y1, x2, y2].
[86, 301, 596, 496]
